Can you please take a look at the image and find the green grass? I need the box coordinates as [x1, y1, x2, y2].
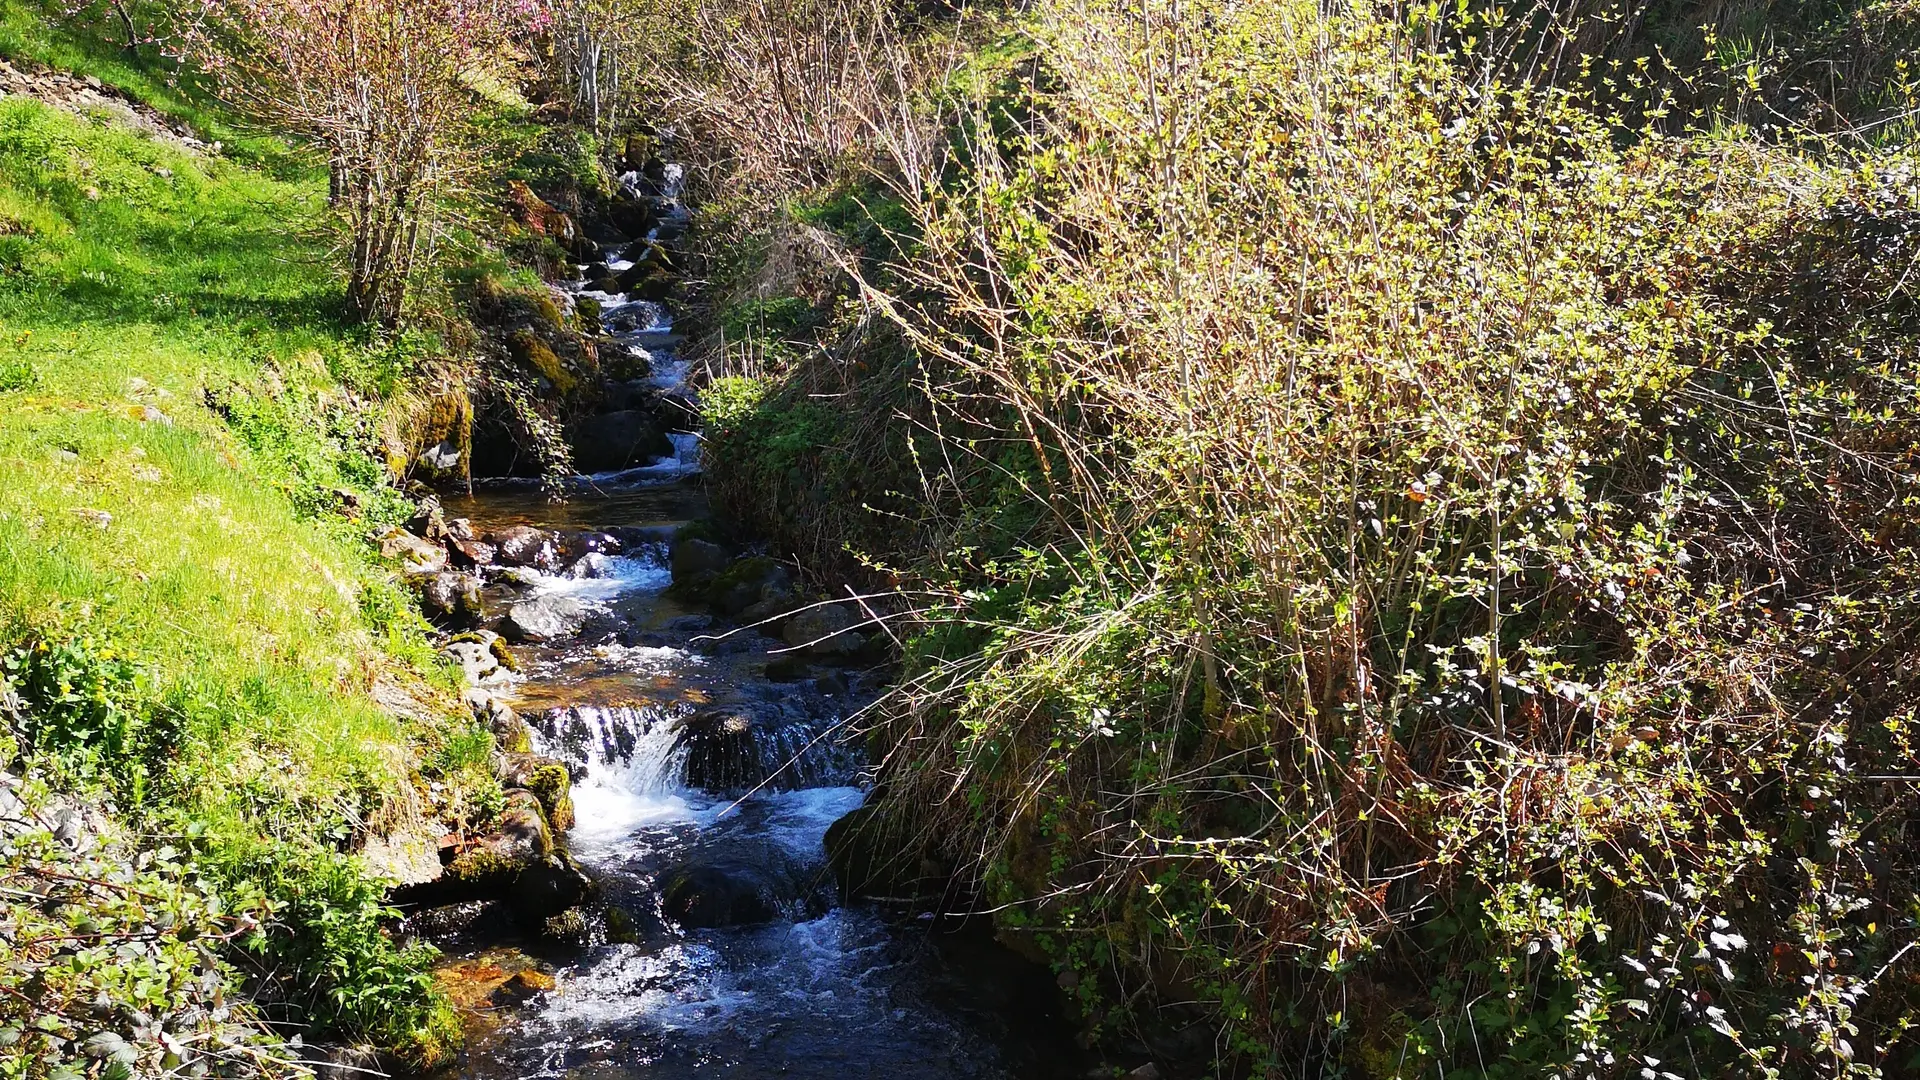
[0, 0, 292, 166]
[0, 38, 462, 1065]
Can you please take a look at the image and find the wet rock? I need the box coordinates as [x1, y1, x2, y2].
[781, 602, 863, 658]
[674, 708, 759, 792]
[567, 552, 620, 579]
[669, 704, 848, 792]
[569, 409, 672, 473]
[503, 594, 590, 642]
[557, 530, 623, 560]
[494, 566, 545, 589]
[490, 525, 561, 570]
[446, 517, 476, 542]
[489, 969, 556, 1006]
[512, 850, 593, 921]
[415, 571, 485, 628]
[450, 538, 496, 568]
[670, 537, 731, 582]
[825, 802, 938, 902]
[661, 863, 780, 928]
[709, 556, 792, 616]
[607, 198, 658, 239]
[377, 526, 447, 574]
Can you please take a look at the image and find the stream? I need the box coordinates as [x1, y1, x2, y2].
[409, 168, 1081, 1080]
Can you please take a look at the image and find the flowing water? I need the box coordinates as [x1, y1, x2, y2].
[417, 171, 1080, 1080]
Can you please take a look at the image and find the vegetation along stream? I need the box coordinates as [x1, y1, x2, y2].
[3, 0, 1919, 1076]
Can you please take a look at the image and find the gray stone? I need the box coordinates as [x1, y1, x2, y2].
[781, 603, 863, 658]
[415, 571, 484, 628]
[503, 594, 590, 642]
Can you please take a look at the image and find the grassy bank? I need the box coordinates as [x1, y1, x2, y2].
[0, 9, 473, 1068]
[669, 0, 1920, 1074]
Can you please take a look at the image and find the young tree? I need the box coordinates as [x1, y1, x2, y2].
[180, 0, 546, 327]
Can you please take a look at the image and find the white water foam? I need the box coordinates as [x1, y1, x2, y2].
[519, 554, 670, 602]
[727, 786, 865, 856]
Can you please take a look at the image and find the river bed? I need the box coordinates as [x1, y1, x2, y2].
[411, 169, 1081, 1080]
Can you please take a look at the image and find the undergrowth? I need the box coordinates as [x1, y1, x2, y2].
[673, 0, 1920, 1074]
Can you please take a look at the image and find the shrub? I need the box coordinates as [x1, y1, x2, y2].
[700, 0, 1920, 1073]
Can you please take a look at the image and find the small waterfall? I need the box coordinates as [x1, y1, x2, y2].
[533, 703, 691, 794]
[533, 700, 858, 801]
[665, 431, 700, 470]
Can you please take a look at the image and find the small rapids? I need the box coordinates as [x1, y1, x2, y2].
[420, 166, 1076, 1079]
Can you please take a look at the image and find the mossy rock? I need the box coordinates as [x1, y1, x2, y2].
[525, 762, 575, 833]
[509, 330, 576, 394]
[605, 904, 640, 944]
[542, 907, 590, 943]
[575, 296, 603, 335]
[530, 292, 567, 331]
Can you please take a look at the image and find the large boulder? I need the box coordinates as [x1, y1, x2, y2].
[569, 410, 672, 473]
[489, 526, 561, 570]
[414, 571, 485, 628]
[661, 864, 780, 928]
[670, 537, 731, 582]
[673, 708, 760, 792]
[781, 602, 863, 658]
[502, 594, 590, 642]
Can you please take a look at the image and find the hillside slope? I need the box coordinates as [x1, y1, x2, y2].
[0, 22, 476, 1072]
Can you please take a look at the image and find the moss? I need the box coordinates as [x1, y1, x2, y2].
[524, 762, 574, 832]
[446, 847, 520, 885]
[542, 908, 588, 941]
[489, 637, 521, 672]
[509, 329, 575, 393]
[530, 292, 566, 331]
